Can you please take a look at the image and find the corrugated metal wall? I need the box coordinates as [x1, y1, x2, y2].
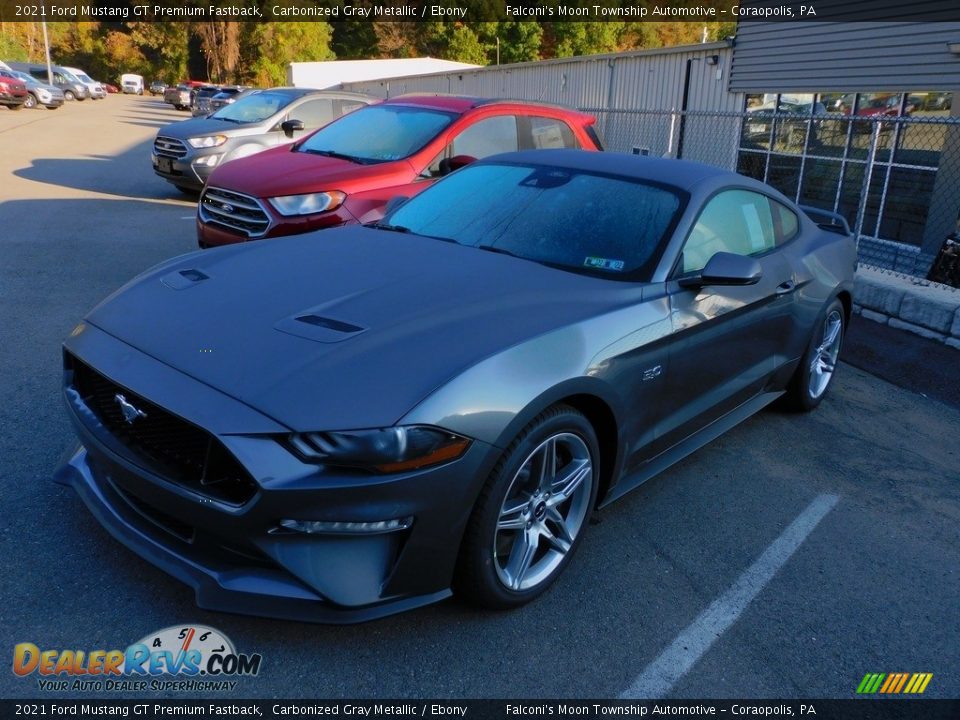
[731, 20, 960, 93]
[340, 42, 742, 113]
[339, 43, 744, 161]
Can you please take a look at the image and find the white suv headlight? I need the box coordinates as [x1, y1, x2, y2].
[187, 135, 228, 149]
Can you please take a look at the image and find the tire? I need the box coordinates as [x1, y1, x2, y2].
[782, 298, 845, 412]
[23, 93, 37, 109]
[9, 103, 24, 111]
[64, 90, 75, 101]
[455, 405, 599, 609]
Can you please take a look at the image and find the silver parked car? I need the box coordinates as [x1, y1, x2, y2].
[4, 70, 64, 109]
[152, 88, 374, 193]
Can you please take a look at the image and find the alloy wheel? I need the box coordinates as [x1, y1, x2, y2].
[493, 432, 594, 592]
[808, 309, 843, 399]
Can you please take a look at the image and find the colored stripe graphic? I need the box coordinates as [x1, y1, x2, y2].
[857, 673, 932, 694]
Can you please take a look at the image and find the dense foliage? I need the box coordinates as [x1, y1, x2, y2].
[0, 20, 735, 85]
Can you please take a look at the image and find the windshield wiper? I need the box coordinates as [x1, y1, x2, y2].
[214, 117, 241, 123]
[301, 148, 368, 164]
[477, 244, 521, 258]
[366, 221, 411, 234]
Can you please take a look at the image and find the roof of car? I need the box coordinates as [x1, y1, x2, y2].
[382, 94, 581, 115]
[482, 149, 745, 193]
[244, 87, 374, 101]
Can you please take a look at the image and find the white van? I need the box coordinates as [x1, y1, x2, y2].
[62, 66, 106, 99]
[121, 74, 144, 95]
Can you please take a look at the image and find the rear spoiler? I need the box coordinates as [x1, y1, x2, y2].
[800, 205, 851, 236]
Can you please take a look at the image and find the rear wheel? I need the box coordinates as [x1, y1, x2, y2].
[9, 103, 24, 111]
[782, 298, 845, 411]
[455, 405, 599, 609]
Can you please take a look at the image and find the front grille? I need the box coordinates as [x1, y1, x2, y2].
[154, 135, 188, 159]
[199, 186, 272, 238]
[68, 354, 257, 505]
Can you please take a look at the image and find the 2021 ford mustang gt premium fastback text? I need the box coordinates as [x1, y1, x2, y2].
[58, 150, 856, 622]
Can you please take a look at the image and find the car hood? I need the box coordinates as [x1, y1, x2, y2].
[207, 145, 412, 198]
[157, 116, 258, 140]
[85, 228, 631, 432]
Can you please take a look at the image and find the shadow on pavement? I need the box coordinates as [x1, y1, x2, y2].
[844, 314, 960, 409]
[13, 134, 193, 202]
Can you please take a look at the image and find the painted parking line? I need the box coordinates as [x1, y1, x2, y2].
[620, 493, 840, 699]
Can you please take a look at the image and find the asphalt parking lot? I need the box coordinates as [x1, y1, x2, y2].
[1, 95, 958, 701]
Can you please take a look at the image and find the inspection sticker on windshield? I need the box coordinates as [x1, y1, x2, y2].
[584, 256, 625, 272]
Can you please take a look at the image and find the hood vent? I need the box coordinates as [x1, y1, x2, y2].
[295, 315, 364, 334]
[161, 268, 210, 290]
[275, 313, 367, 344]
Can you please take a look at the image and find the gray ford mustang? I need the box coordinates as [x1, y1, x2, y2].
[58, 150, 856, 622]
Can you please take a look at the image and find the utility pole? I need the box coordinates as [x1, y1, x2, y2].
[496, 37, 500, 66]
[42, 20, 53, 85]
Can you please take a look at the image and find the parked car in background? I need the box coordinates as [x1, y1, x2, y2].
[0, 72, 28, 110]
[104, 83, 119, 94]
[121, 73, 144, 95]
[8, 62, 88, 101]
[163, 84, 193, 111]
[208, 86, 250, 112]
[63, 67, 106, 99]
[149, 80, 166, 96]
[6, 69, 64, 109]
[154, 88, 374, 194]
[191, 85, 223, 117]
[197, 95, 603, 247]
[59, 150, 856, 622]
[745, 98, 828, 147]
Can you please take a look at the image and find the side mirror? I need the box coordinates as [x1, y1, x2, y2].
[679, 252, 763, 288]
[281, 119, 304, 138]
[385, 195, 409, 215]
[438, 154, 476, 176]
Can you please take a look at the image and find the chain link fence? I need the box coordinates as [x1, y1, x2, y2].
[582, 107, 960, 290]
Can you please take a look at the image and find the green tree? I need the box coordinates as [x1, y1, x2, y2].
[246, 22, 335, 86]
[546, 22, 624, 58]
[445, 24, 487, 65]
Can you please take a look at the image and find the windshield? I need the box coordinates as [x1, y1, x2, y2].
[76, 72, 94, 83]
[211, 90, 291, 124]
[298, 105, 455, 163]
[383, 162, 685, 281]
[59, 69, 81, 83]
[11, 71, 37, 86]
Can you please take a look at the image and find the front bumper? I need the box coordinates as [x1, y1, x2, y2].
[152, 151, 216, 190]
[58, 324, 494, 623]
[196, 203, 358, 248]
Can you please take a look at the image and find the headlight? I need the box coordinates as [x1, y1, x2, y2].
[187, 134, 228, 149]
[268, 191, 346, 217]
[37, 90, 51, 101]
[288, 426, 471, 473]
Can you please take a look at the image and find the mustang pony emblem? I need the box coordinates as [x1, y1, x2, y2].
[114, 394, 147, 424]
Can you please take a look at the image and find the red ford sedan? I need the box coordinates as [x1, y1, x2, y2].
[196, 95, 603, 248]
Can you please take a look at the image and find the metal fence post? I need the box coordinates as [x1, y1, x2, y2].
[853, 122, 882, 247]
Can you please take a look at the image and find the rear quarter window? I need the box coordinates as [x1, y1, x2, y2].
[527, 116, 579, 149]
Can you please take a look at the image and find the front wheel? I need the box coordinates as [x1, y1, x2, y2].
[23, 93, 37, 109]
[64, 90, 75, 101]
[782, 299, 845, 411]
[455, 405, 599, 609]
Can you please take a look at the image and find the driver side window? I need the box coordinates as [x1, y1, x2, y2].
[421, 115, 520, 179]
[680, 190, 777, 274]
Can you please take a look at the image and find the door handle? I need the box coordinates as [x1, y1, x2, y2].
[775, 280, 796, 295]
